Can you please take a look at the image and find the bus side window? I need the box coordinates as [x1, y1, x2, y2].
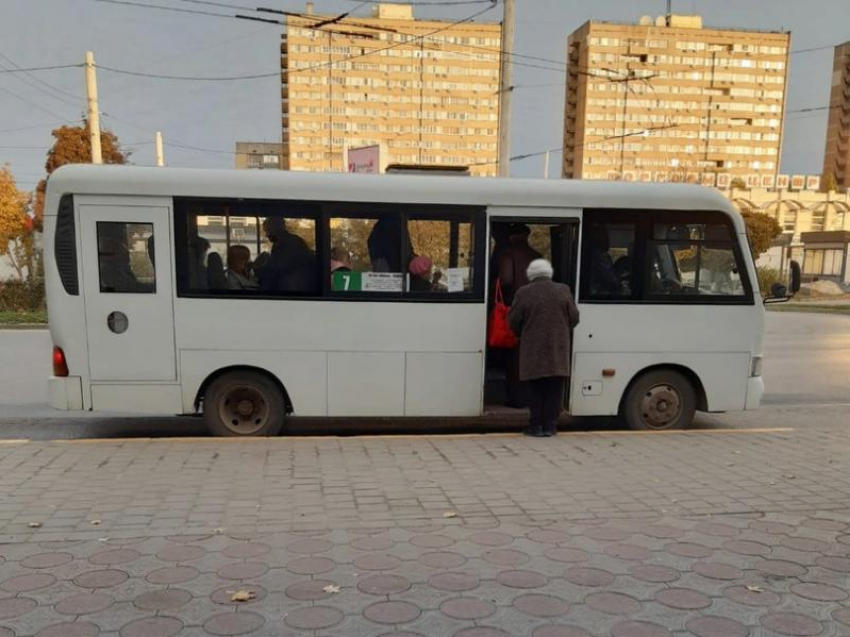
[648, 220, 745, 298]
[96, 222, 155, 294]
[580, 218, 637, 301]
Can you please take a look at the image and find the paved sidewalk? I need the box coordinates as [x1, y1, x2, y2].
[0, 427, 848, 635]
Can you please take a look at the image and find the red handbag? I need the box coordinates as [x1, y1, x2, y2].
[488, 279, 518, 349]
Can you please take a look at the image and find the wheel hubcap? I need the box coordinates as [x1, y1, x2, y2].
[640, 384, 682, 429]
[219, 385, 270, 435]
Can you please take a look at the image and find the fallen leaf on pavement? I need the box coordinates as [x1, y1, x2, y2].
[28, 522, 41, 528]
[443, 511, 457, 518]
[746, 585, 764, 593]
[322, 584, 340, 594]
[231, 590, 256, 602]
[90, 519, 101, 525]
[214, 528, 224, 534]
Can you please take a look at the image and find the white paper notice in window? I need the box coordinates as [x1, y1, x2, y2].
[362, 272, 404, 292]
[447, 268, 467, 293]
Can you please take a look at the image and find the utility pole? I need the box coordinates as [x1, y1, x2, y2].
[543, 150, 550, 179]
[85, 51, 103, 165]
[155, 131, 165, 167]
[497, 0, 515, 178]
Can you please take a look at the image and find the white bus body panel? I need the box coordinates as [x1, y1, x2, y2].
[175, 300, 485, 417]
[78, 202, 177, 382]
[571, 302, 764, 415]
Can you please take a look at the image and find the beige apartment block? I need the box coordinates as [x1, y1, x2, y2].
[725, 186, 850, 283]
[564, 15, 791, 187]
[234, 142, 285, 170]
[281, 3, 501, 175]
[822, 42, 850, 190]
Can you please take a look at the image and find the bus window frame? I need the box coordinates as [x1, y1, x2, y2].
[174, 197, 486, 303]
[321, 201, 486, 302]
[579, 208, 755, 306]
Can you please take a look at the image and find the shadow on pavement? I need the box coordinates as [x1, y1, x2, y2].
[2, 411, 730, 440]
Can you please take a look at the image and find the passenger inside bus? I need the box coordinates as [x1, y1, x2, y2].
[207, 252, 228, 290]
[330, 246, 352, 273]
[257, 217, 318, 293]
[187, 236, 211, 291]
[408, 255, 440, 291]
[98, 232, 153, 293]
[587, 224, 624, 296]
[368, 217, 413, 273]
[498, 224, 541, 305]
[226, 245, 258, 290]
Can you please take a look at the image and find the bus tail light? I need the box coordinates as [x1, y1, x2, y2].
[750, 356, 763, 378]
[52, 346, 69, 377]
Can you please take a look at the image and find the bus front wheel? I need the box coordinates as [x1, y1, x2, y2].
[621, 369, 696, 431]
[203, 371, 286, 437]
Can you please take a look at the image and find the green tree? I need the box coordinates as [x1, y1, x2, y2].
[741, 211, 782, 257]
[32, 120, 128, 229]
[0, 165, 34, 280]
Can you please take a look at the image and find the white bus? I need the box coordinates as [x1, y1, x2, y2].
[44, 165, 789, 436]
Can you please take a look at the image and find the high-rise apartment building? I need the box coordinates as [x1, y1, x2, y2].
[563, 15, 791, 187]
[822, 42, 850, 190]
[234, 142, 284, 170]
[281, 3, 501, 175]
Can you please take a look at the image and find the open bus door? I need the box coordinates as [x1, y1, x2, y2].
[484, 213, 581, 411]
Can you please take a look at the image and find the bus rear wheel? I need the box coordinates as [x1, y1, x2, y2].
[622, 369, 696, 431]
[203, 371, 286, 437]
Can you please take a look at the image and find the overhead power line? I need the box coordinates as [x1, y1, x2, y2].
[470, 124, 680, 167]
[0, 52, 81, 110]
[0, 64, 82, 74]
[0, 84, 76, 123]
[91, 2, 499, 80]
[0, 120, 79, 135]
[790, 44, 838, 55]
[94, 0, 567, 73]
[96, 65, 278, 81]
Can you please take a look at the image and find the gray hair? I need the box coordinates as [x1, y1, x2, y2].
[527, 258, 554, 281]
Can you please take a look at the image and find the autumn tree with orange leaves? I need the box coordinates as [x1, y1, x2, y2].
[0, 166, 34, 280]
[32, 120, 127, 229]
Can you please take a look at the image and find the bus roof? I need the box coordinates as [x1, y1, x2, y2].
[47, 165, 745, 232]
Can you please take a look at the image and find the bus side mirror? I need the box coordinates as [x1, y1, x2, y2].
[770, 282, 787, 299]
[789, 260, 801, 295]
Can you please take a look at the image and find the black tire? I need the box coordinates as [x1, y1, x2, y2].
[621, 369, 696, 431]
[203, 371, 286, 437]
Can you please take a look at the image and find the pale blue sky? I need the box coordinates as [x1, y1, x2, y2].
[1, 0, 848, 189]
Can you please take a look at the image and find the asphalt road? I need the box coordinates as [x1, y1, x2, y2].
[1, 310, 848, 439]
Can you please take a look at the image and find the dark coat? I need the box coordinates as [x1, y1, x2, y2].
[508, 278, 580, 381]
[258, 231, 317, 293]
[498, 240, 542, 304]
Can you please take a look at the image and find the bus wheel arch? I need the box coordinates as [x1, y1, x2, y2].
[619, 365, 705, 431]
[195, 366, 293, 437]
